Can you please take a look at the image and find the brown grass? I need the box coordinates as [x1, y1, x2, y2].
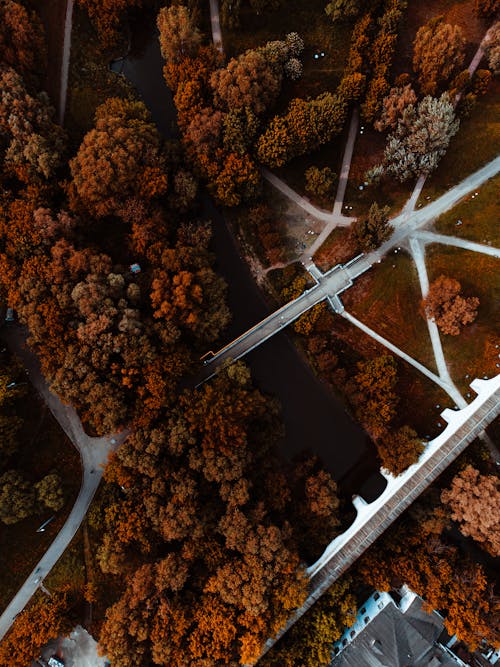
[342, 252, 437, 372]
[313, 226, 358, 271]
[425, 245, 500, 394]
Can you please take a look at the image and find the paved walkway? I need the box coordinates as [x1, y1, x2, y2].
[209, 0, 223, 53]
[58, 0, 74, 125]
[253, 376, 500, 665]
[0, 328, 127, 643]
[332, 107, 359, 217]
[413, 230, 500, 258]
[408, 237, 466, 408]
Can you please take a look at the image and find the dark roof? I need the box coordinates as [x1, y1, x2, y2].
[331, 597, 462, 667]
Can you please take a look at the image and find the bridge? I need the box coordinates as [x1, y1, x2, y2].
[199, 157, 500, 384]
[251, 374, 500, 664]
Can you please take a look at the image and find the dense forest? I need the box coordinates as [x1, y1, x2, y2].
[0, 0, 498, 664]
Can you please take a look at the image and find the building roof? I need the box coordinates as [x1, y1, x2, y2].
[331, 591, 465, 667]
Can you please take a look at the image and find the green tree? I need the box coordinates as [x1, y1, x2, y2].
[36, 473, 65, 512]
[0, 470, 36, 524]
[305, 166, 336, 203]
[353, 202, 392, 251]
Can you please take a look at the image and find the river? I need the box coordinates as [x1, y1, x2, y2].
[111, 13, 385, 501]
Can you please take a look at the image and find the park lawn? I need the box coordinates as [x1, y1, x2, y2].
[420, 79, 500, 203]
[330, 314, 452, 439]
[433, 174, 500, 247]
[342, 252, 437, 373]
[0, 385, 81, 612]
[313, 226, 358, 271]
[425, 245, 500, 395]
[221, 0, 352, 102]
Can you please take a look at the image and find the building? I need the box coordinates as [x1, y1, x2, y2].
[47, 657, 64, 667]
[330, 586, 467, 667]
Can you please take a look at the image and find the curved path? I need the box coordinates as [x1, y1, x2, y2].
[0, 327, 127, 643]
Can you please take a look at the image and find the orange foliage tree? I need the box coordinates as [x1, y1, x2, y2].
[423, 275, 479, 336]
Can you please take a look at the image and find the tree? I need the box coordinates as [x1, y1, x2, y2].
[78, 0, 145, 47]
[35, 473, 65, 512]
[0, 0, 46, 79]
[354, 355, 399, 439]
[413, 17, 465, 95]
[423, 275, 479, 335]
[0, 587, 73, 667]
[305, 166, 336, 203]
[260, 576, 356, 667]
[211, 50, 283, 116]
[474, 0, 499, 17]
[383, 93, 459, 181]
[353, 202, 392, 251]
[0, 470, 36, 524]
[325, 0, 361, 23]
[481, 22, 500, 75]
[441, 466, 500, 556]
[69, 98, 168, 219]
[374, 84, 417, 132]
[377, 425, 424, 476]
[0, 65, 66, 179]
[157, 5, 202, 65]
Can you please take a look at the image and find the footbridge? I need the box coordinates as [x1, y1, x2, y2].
[199, 157, 500, 385]
[197, 256, 369, 384]
[252, 374, 500, 664]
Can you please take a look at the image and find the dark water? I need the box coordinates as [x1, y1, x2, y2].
[112, 17, 385, 499]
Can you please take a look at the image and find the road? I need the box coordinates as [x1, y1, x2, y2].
[0, 327, 127, 643]
[200, 156, 500, 380]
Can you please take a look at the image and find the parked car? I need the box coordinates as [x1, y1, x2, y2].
[5, 307, 14, 322]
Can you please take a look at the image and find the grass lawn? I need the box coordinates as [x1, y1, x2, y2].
[425, 245, 500, 395]
[433, 174, 500, 247]
[342, 251, 437, 372]
[0, 385, 81, 612]
[221, 0, 352, 102]
[330, 314, 453, 438]
[313, 226, 358, 271]
[420, 79, 500, 202]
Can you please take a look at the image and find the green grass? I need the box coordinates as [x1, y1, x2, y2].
[434, 175, 500, 247]
[426, 245, 500, 395]
[0, 387, 81, 612]
[342, 251, 437, 372]
[420, 79, 500, 203]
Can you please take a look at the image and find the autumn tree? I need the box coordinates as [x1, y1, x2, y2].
[69, 98, 168, 219]
[0, 65, 66, 179]
[374, 83, 417, 132]
[357, 499, 499, 649]
[354, 355, 399, 439]
[0, 588, 73, 667]
[423, 275, 479, 335]
[157, 5, 202, 65]
[377, 425, 424, 476]
[36, 473, 65, 512]
[474, 0, 499, 17]
[325, 0, 361, 23]
[211, 50, 283, 116]
[413, 17, 465, 95]
[481, 22, 500, 75]
[0, 470, 36, 524]
[261, 576, 357, 667]
[78, 0, 145, 47]
[0, 0, 46, 79]
[305, 166, 336, 203]
[383, 93, 459, 181]
[353, 202, 392, 251]
[441, 466, 500, 556]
